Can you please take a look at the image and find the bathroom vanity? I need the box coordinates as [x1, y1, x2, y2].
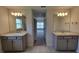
[0, 31, 28, 52]
[52, 32, 79, 51]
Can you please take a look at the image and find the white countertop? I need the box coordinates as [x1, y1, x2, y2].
[53, 32, 79, 36]
[1, 31, 28, 36]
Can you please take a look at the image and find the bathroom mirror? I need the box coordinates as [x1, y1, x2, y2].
[53, 11, 71, 32]
[16, 16, 26, 32]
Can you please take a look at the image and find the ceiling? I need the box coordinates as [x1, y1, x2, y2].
[50, 6, 73, 9]
[5, 6, 29, 9]
[5, 6, 73, 10]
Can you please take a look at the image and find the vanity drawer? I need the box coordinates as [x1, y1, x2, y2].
[57, 36, 63, 39]
[64, 36, 72, 39]
[17, 36, 22, 39]
[73, 36, 78, 39]
[1, 36, 8, 39]
[8, 36, 16, 40]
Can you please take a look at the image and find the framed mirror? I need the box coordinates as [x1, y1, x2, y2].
[53, 11, 71, 32]
[16, 16, 26, 32]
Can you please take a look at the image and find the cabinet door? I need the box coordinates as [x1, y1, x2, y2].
[22, 36, 27, 49]
[57, 39, 67, 50]
[13, 40, 23, 51]
[68, 39, 78, 50]
[1, 40, 13, 51]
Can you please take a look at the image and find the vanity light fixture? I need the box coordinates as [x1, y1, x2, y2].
[57, 12, 68, 16]
[11, 12, 22, 16]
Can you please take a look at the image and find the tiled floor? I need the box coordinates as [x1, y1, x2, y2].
[0, 45, 77, 53]
[24, 45, 76, 53]
[35, 29, 46, 45]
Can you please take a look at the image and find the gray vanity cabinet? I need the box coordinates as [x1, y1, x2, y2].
[13, 39, 23, 51]
[1, 33, 27, 52]
[57, 39, 67, 50]
[67, 39, 78, 50]
[52, 33, 78, 51]
[55, 36, 78, 50]
[1, 39, 13, 51]
[13, 36, 27, 51]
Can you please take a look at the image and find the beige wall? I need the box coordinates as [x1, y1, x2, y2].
[70, 7, 79, 33]
[25, 9, 34, 47]
[0, 7, 9, 34]
[8, 10, 16, 32]
[0, 7, 9, 52]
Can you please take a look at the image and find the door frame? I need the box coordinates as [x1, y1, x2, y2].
[32, 10, 47, 45]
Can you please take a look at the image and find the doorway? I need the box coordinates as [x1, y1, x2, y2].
[33, 10, 46, 46]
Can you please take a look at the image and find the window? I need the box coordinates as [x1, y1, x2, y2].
[16, 18, 23, 29]
[37, 22, 44, 29]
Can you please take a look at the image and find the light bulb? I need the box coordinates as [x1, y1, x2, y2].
[62, 13, 64, 16]
[19, 13, 22, 16]
[11, 12, 14, 15]
[14, 12, 17, 16]
[57, 12, 59, 16]
[59, 13, 62, 16]
[65, 12, 68, 16]
[17, 13, 20, 16]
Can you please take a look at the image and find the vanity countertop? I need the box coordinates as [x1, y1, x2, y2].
[53, 32, 79, 36]
[1, 31, 28, 36]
